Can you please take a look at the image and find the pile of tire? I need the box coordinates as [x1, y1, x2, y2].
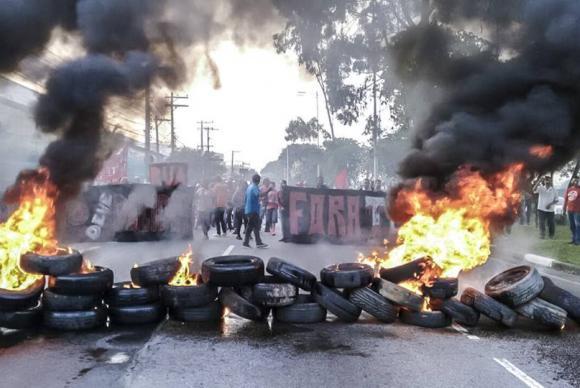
[107, 258, 180, 325]
[0, 277, 44, 331]
[466, 265, 574, 330]
[19, 250, 114, 331]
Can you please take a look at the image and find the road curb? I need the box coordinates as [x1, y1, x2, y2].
[513, 253, 580, 276]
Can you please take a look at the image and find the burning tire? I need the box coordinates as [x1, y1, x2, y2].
[461, 287, 517, 327]
[161, 283, 218, 309]
[20, 250, 83, 276]
[400, 309, 451, 329]
[440, 298, 480, 327]
[43, 289, 101, 311]
[0, 303, 42, 330]
[373, 279, 424, 312]
[47, 266, 114, 295]
[540, 276, 580, 322]
[130, 257, 180, 287]
[169, 301, 223, 322]
[266, 257, 317, 291]
[274, 295, 327, 324]
[0, 278, 45, 311]
[252, 277, 298, 307]
[348, 286, 399, 323]
[379, 257, 434, 284]
[515, 298, 567, 330]
[106, 282, 160, 307]
[43, 305, 107, 331]
[422, 278, 458, 300]
[313, 283, 361, 322]
[320, 263, 374, 289]
[219, 288, 266, 321]
[485, 266, 544, 307]
[202, 256, 264, 287]
[109, 303, 166, 325]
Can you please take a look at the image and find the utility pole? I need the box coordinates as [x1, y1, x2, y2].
[165, 92, 189, 153]
[144, 85, 151, 165]
[196, 121, 214, 153]
[231, 150, 239, 177]
[154, 116, 170, 155]
[205, 125, 218, 153]
[372, 71, 378, 181]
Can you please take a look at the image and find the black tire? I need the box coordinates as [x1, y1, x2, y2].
[43, 289, 101, 311]
[0, 278, 45, 311]
[274, 295, 327, 324]
[48, 266, 114, 295]
[379, 258, 434, 284]
[461, 287, 517, 327]
[169, 301, 223, 322]
[43, 305, 107, 331]
[313, 283, 361, 322]
[373, 279, 424, 312]
[20, 250, 83, 276]
[516, 298, 567, 330]
[485, 266, 544, 307]
[161, 283, 218, 309]
[441, 298, 480, 327]
[400, 309, 451, 329]
[320, 263, 374, 289]
[253, 277, 298, 307]
[540, 276, 580, 322]
[0, 303, 42, 330]
[219, 288, 266, 321]
[202, 256, 264, 287]
[266, 257, 317, 291]
[130, 257, 180, 287]
[109, 303, 166, 325]
[422, 278, 458, 299]
[348, 287, 399, 323]
[106, 282, 160, 307]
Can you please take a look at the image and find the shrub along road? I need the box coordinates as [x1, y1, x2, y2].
[0, 234, 578, 387]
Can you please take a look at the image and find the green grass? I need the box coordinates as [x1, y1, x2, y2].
[511, 223, 580, 266]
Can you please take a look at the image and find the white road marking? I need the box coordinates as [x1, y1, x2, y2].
[451, 323, 480, 340]
[493, 358, 544, 388]
[223, 245, 234, 256]
[107, 352, 130, 364]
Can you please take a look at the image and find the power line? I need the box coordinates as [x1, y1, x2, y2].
[165, 93, 189, 153]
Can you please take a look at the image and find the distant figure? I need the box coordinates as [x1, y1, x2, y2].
[196, 182, 213, 240]
[278, 180, 290, 242]
[244, 174, 268, 249]
[520, 174, 534, 226]
[535, 176, 558, 239]
[265, 182, 279, 235]
[564, 178, 580, 245]
[232, 180, 248, 240]
[374, 179, 382, 192]
[316, 176, 328, 190]
[212, 177, 228, 237]
[362, 178, 371, 191]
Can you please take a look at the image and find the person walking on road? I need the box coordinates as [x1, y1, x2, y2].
[244, 174, 268, 249]
[564, 178, 580, 245]
[196, 182, 213, 240]
[212, 177, 229, 237]
[278, 180, 290, 242]
[535, 176, 558, 239]
[232, 180, 248, 240]
[265, 182, 279, 235]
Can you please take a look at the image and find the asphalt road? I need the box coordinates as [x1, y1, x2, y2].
[1, 232, 579, 388]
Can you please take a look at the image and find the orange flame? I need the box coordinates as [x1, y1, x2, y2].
[169, 245, 200, 286]
[529, 145, 553, 159]
[361, 164, 523, 309]
[0, 169, 59, 290]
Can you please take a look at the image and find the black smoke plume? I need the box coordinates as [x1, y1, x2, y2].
[395, 0, 580, 181]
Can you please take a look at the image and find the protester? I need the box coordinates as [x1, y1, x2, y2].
[278, 180, 290, 242]
[564, 178, 580, 245]
[374, 179, 382, 192]
[212, 177, 228, 237]
[316, 176, 328, 189]
[225, 179, 235, 231]
[520, 176, 534, 226]
[535, 176, 558, 239]
[259, 178, 272, 228]
[195, 181, 213, 240]
[265, 182, 279, 235]
[231, 180, 247, 240]
[244, 174, 268, 248]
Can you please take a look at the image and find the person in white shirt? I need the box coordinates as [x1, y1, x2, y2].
[535, 176, 558, 239]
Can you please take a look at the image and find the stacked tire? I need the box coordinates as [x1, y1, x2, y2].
[482, 266, 567, 330]
[107, 258, 180, 325]
[0, 278, 44, 331]
[165, 280, 220, 323]
[19, 250, 112, 331]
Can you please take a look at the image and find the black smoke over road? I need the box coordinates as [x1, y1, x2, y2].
[395, 0, 580, 181]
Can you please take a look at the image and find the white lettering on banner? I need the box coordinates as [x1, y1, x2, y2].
[366, 197, 385, 226]
[85, 192, 114, 241]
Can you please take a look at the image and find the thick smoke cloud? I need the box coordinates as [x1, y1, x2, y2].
[396, 0, 580, 180]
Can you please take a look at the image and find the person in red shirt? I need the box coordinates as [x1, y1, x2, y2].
[564, 178, 580, 245]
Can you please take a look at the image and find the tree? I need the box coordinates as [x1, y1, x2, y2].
[168, 147, 226, 184]
[284, 117, 330, 143]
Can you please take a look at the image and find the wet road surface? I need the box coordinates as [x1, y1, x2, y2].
[0, 233, 578, 387]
